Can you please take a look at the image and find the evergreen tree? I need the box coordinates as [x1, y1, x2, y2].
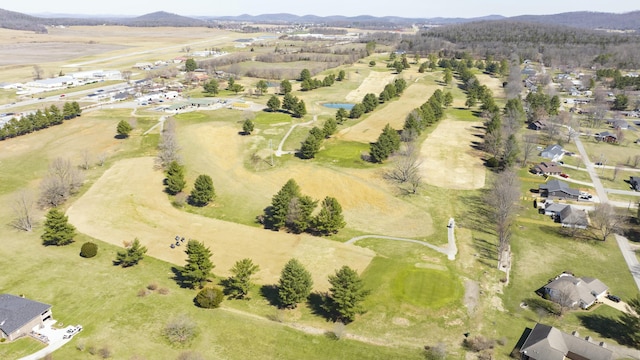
[203, 79, 219, 95]
[282, 93, 297, 112]
[190, 174, 215, 206]
[293, 100, 307, 118]
[395, 78, 408, 95]
[322, 118, 337, 138]
[443, 68, 453, 85]
[63, 102, 75, 119]
[226, 76, 235, 90]
[335, 108, 348, 124]
[299, 69, 311, 82]
[71, 101, 82, 117]
[266, 179, 301, 230]
[41, 208, 76, 246]
[285, 195, 317, 233]
[370, 124, 400, 163]
[116, 120, 132, 138]
[349, 103, 365, 119]
[226, 258, 260, 299]
[115, 238, 148, 267]
[266, 95, 281, 112]
[443, 92, 454, 107]
[278, 258, 313, 309]
[312, 196, 346, 235]
[362, 93, 378, 113]
[165, 160, 186, 195]
[280, 79, 292, 94]
[256, 80, 268, 95]
[325, 266, 370, 323]
[242, 119, 255, 135]
[184, 58, 197, 72]
[182, 239, 214, 289]
[336, 70, 346, 81]
[300, 133, 322, 159]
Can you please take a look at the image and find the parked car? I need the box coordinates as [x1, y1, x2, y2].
[560, 173, 569, 178]
[607, 294, 621, 303]
[595, 162, 603, 166]
[59, 94, 66, 98]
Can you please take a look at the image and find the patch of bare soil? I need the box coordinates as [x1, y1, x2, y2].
[67, 157, 375, 291]
[463, 279, 480, 315]
[418, 120, 486, 190]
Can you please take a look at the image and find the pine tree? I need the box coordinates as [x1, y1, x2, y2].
[312, 197, 346, 235]
[300, 133, 321, 159]
[115, 238, 148, 267]
[266, 179, 301, 230]
[278, 258, 313, 309]
[282, 93, 297, 112]
[226, 258, 260, 299]
[322, 118, 337, 138]
[165, 160, 186, 195]
[324, 266, 370, 323]
[182, 239, 214, 289]
[41, 208, 76, 246]
[71, 101, 82, 117]
[280, 79, 292, 94]
[189, 174, 215, 206]
[293, 100, 307, 118]
[285, 195, 317, 233]
[116, 120, 132, 138]
[242, 119, 255, 135]
[266, 95, 281, 112]
[335, 108, 348, 124]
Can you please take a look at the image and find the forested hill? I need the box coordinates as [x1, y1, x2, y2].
[511, 11, 640, 32]
[1, 7, 640, 32]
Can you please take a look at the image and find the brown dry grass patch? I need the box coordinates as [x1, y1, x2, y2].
[345, 70, 396, 103]
[66, 157, 374, 290]
[418, 119, 486, 190]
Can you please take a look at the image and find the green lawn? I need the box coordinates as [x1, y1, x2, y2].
[392, 267, 462, 308]
[314, 140, 372, 168]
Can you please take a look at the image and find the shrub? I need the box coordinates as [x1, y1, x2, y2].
[147, 283, 158, 291]
[486, 157, 500, 168]
[137, 289, 150, 297]
[463, 335, 495, 352]
[158, 287, 170, 295]
[99, 346, 112, 359]
[88, 346, 97, 355]
[163, 315, 197, 345]
[80, 242, 98, 258]
[194, 287, 224, 309]
[176, 351, 205, 360]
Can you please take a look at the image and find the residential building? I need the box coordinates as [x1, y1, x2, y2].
[520, 323, 612, 360]
[539, 180, 580, 200]
[541, 273, 608, 310]
[0, 294, 52, 341]
[541, 144, 564, 162]
[532, 162, 562, 176]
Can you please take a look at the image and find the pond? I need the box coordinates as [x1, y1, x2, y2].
[323, 103, 355, 110]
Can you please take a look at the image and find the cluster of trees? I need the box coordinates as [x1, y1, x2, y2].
[39, 157, 84, 208]
[0, 103, 81, 140]
[299, 68, 336, 91]
[225, 77, 244, 95]
[299, 118, 337, 159]
[348, 78, 407, 121]
[525, 91, 560, 122]
[262, 179, 345, 235]
[597, 68, 640, 90]
[164, 160, 214, 207]
[370, 124, 401, 163]
[387, 52, 411, 73]
[278, 259, 370, 323]
[401, 88, 450, 139]
[266, 93, 307, 118]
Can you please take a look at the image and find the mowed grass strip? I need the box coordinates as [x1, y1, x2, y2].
[392, 267, 463, 308]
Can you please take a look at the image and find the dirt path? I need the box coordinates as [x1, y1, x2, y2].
[346, 235, 453, 258]
[275, 115, 316, 156]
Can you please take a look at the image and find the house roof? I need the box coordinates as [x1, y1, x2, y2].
[546, 203, 569, 214]
[534, 162, 562, 174]
[539, 180, 580, 197]
[544, 274, 608, 308]
[541, 144, 564, 159]
[521, 323, 612, 360]
[0, 294, 50, 336]
[598, 131, 618, 139]
[558, 206, 588, 226]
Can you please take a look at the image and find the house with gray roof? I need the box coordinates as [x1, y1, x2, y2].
[542, 274, 608, 310]
[630, 176, 640, 191]
[540, 144, 564, 162]
[539, 180, 580, 200]
[558, 206, 588, 229]
[0, 294, 52, 341]
[520, 323, 612, 360]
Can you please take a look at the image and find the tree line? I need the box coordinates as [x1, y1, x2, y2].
[0, 102, 82, 140]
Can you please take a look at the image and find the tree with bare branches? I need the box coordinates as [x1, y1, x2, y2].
[11, 191, 37, 231]
[521, 134, 539, 167]
[486, 169, 521, 268]
[39, 158, 84, 208]
[156, 118, 181, 168]
[590, 203, 625, 241]
[385, 141, 423, 194]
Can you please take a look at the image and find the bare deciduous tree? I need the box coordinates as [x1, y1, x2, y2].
[39, 158, 84, 208]
[97, 152, 108, 167]
[156, 118, 181, 168]
[11, 191, 36, 231]
[32, 65, 43, 80]
[385, 141, 423, 194]
[521, 134, 538, 167]
[80, 149, 91, 170]
[590, 203, 625, 241]
[486, 169, 521, 269]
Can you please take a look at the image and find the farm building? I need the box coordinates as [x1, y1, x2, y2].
[0, 294, 52, 342]
[520, 323, 612, 360]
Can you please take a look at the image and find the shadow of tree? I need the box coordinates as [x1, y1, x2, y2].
[308, 292, 332, 321]
[260, 284, 280, 307]
[459, 190, 493, 234]
[170, 266, 190, 289]
[577, 314, 631, 346]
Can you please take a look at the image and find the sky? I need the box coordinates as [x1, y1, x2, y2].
[5, 0, 640, 18]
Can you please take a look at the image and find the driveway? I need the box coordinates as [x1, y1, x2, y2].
[18, 321, 79, 360]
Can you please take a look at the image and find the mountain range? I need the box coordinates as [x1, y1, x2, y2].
[1, 8, 639, 33]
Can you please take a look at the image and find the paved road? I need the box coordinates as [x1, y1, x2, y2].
[447, 218, 457, 260]
[574, 135, 640, 292]
[606, 188, 640, 197]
